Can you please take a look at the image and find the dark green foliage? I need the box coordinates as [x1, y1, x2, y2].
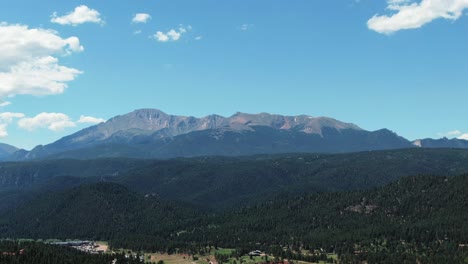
[0, 158, 153, 191]
[196, 175, 468, 262]
[113, 148, 468, 209]
[0, 158, 153, 212]
[1, 174, 467, 262]
[1, 149, 468, 262]
[3, 148, 468, 211]
[0, 183, 203, 251]
[206, 175, 468, 244]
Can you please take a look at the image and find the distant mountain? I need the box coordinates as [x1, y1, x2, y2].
[9, 109, 414, 160]
[0, 143, 18, 160]
[413, 137, 468, 148]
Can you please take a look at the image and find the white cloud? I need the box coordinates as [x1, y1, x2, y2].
[18, 112, 76, 131]
[368, 0, 468, 34]
[195, 36, 203, 40]
[78, 115, 106, 124]
[167, 29, 181, 40]
[0, 56, 83, 97]
[134, 30, 142, 35]
[132, 13, 151, 24]
[0, 23, 83, 98]
[0, 112, 24, 137]
[152, 26, 190, 42]
[446, 130, 462, 136]
[387, 0, 411, 4]
[239, 24, 254, 31]
[0, 112, 25, 122]
[51, 5, 103, 26]
[438, 130, 468, 140]
[0, 124, 7, 138]
[16, 113, 105, 132]
[0, 101, 11, 107]
[438, 130, 462, 137]
[154, 31, 169, 42]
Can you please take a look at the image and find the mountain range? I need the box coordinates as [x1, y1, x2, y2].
[3, 109, 468, 160]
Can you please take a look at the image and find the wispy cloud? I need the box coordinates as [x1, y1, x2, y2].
[437, 130, 468, 140]
[18, 112, 76, 131]
[0, 112, 24, 137]
[78, 115, 106, 124]
[132, 13, 151, 24]
[438, 130, 462, 137]
[239, 24, 254, 31]
[17, 112, 106, 132]
[368, 0, 468, 34]
[0, 23, 83, 99]
[51, 5, 103, 26]
[152, 26, 191, 42]
[0, 101, 11, 107]
[0, 112, 25, 123]
[0, 124, 8, 137]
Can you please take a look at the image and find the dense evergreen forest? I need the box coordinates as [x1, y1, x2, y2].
[1, 174, 467, 262]
[0, 183, 204, 251]
[3, 148, 468, 211]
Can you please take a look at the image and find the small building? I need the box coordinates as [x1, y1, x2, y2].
[249, 250, 262, 256]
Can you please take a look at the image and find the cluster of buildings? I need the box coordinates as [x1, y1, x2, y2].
[1, 249, 25, 256]
[51, 240, 105, 254]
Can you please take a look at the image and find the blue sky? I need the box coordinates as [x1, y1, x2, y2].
[0, 0, 467, 149]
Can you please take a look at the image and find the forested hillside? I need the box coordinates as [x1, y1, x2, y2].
[2, 148, 468, 211]
[0, 183, 202, 251]
[1, 174, 467, 263]
[201, 175, 468, 263]
[112, 148, 468, 209]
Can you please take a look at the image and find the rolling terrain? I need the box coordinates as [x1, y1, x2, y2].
[1, 174, 466, 262]
[2, 148, 468, 210]
[0, 148, 467, 262]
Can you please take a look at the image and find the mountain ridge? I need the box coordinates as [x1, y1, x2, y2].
[6, 108, 468, 160]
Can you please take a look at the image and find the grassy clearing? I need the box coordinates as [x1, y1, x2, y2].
[298, 261, 331, 264]
[144, 253, 196, 264]
[235, 255, 265, 264]
[215, 248, 235, 255]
